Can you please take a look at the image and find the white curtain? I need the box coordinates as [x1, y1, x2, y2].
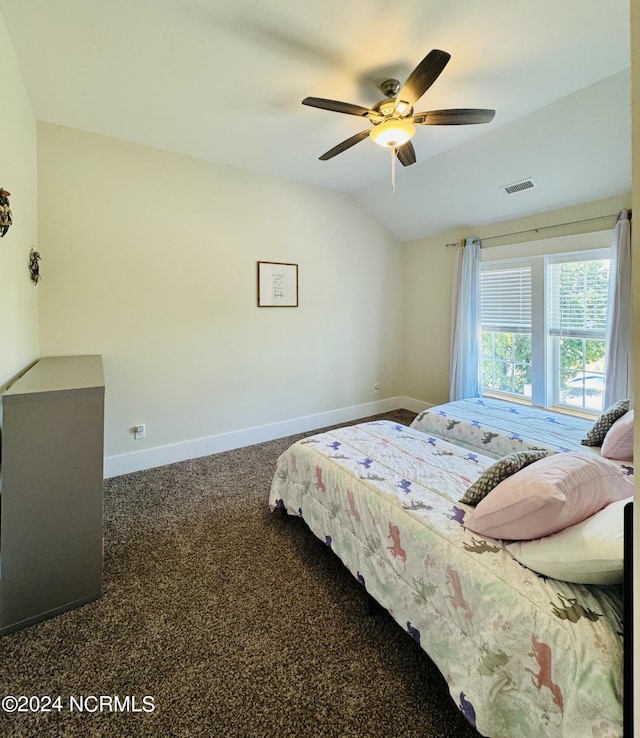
[450, 238, 482, 401]
[604, 209, 632, 407]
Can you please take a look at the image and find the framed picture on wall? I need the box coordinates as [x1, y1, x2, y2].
[257, 261, 298, 307]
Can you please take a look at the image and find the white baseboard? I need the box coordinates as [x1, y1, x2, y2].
[104, 395, 431, 478]
[400, 396, 432, 413]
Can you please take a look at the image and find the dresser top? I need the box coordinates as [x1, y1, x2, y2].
[4, 355, 104, 397]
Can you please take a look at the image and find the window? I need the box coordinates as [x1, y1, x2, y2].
[548, 253, 610, 411]
[480, 263, 532, 398]
[480, 247, 610, 413]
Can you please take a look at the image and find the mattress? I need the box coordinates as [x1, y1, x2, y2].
[269, 420, 624, 738]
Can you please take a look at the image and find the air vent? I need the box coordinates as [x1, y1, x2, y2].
[502, 178, 537, 195]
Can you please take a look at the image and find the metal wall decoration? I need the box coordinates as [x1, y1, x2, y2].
[29, 249, 42, 285]
[0, 188, 12, 237]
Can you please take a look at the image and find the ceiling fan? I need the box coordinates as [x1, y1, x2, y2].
[302, 49, 495, 167]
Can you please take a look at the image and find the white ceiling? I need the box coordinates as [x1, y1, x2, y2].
[0, 0, 632, 241]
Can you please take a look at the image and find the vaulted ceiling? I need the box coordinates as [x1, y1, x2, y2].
[0, 0, 631, 241]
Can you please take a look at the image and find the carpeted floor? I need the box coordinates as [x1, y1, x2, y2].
[0, 409, 480, 738]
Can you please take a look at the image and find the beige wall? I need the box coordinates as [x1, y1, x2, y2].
[37, 123, 403, 466]
[402, 194, 631, 408]
[0, 12, 38, 388]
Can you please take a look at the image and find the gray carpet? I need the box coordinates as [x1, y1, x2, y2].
[0, 410, 480, 738]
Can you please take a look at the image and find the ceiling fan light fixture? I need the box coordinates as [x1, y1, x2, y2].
[370, 118, 415, 148]
[303, 49, 495, 167]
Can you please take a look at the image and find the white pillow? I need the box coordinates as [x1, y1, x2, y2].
[601, 409, 634, 460]
[504, 497, 632, 584]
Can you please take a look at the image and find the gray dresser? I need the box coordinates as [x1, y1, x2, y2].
[0, 355, 104, 634]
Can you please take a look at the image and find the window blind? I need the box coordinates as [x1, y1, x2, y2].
[548, 258, 610, 338]
[480, 265, 532, 333]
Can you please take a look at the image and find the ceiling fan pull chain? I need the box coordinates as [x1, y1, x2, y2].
[390, 147, 396, 196]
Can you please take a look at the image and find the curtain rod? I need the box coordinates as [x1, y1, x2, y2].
[445, 211, 627, 248]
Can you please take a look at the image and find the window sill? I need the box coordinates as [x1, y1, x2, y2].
[548, 405, 598, 420]
[482, 390, 531, 407]
[482, 392, 598, 419]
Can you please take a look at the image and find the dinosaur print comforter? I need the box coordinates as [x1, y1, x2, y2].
[269, 420, 624, 738]
[410, 396, 634, 473]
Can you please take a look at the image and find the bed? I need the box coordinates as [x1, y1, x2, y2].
[410, 396, 634, 474]
[269, 419, 629, 738]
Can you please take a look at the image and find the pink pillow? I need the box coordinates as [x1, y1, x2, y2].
[601, 409, 634, 460]
[465, 452, 633, 540]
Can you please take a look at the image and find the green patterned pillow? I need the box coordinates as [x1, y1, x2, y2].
[460, 450, 553, 506]
[581, 399, 630, 447]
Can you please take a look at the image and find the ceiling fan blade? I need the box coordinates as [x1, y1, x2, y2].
[396, 141, 416, 167]
[393, 49, 451, 114]
[411, 108, 496, 125]
[319, 129, 371, 160]
[302, 96, 377, 118]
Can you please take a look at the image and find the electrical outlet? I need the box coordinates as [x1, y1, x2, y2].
[134, 424, 146, 440]
[374, 383, 381, 394]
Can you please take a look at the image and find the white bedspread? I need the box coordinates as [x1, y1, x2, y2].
[269, 420, 624, 738]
